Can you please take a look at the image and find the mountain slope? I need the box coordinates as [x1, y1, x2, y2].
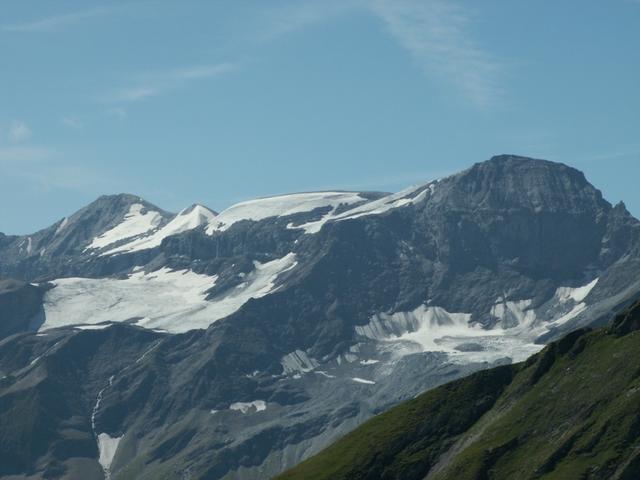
[277, 300, 640, 480]
[1, 155, 640, 479]
[0, 194, 174, 280]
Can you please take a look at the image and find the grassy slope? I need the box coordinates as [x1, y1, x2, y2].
[276, 302, 640, 480]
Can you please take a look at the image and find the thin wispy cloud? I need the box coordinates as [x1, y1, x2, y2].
[259, 0, 359, 40]
[62, 116, 83, 129]
[8, 121, 32, 143]
[571, 150, 640, 164]
[106, 107, 128, 119]
[2, 7, 113, 33]
[369, 0, 502, 108]
[0, 146, 51, 164]
[0, 145, 114, 194]
[258, 0, 503, 108]
[108, 62, 238, 103]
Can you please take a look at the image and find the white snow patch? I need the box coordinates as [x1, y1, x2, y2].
[337, 184, 430, 220]
[26, 237, 32, 255]
[357, 305, 480, 350]
[281, 350, 318, 375]
[357, 305, 541, 364]
[491, 299, 537, 330]
[540, 279, 598, 331]
[86, 203, 163, 251]
[550, 303, 589, 327]
[198, 253, 297, 322]
[295, 183, 433, 233]
[360, 359, 380, 365]
[97, 433, 122, 477]
[492, 278, 600, 337]
[344, 353, 358, 363]
[103, 205, 216, 255]
[229, 400, 266, 414]
[55, 217, 68, 236]
[315, 371, 336, 379]
[357, 278, 600, 366]
[335, 353, 358, 365]
[352, 377, 376, 385]
[555, 278, 599, 304]
[41, 268, 217, 333]
[41, 253, 297, 334]
[206, 192, 367, 234]
[74, 324, 113, 330]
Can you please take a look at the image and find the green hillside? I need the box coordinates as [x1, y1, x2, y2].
[276, 301, 640, 480]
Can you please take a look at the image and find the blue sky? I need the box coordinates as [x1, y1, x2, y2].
[1, 0, 639, 234]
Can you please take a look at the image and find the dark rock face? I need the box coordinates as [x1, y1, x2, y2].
[0, 278, 46, 339]
[1, 156, 640, 479]
[0, 326, 161, 478]
[609, 300, 640, 336]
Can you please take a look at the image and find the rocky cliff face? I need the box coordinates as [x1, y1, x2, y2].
[0, 278, 46, 339]
[1, 155, 639, 479]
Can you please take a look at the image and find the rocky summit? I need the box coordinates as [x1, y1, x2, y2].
[1, 155, 640, 479]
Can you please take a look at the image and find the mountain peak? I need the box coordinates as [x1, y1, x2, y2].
[86, 193, 170, 216]
[434, 154, 605, 213]
[181, 203, 218, 216]
[488, 153, 551, 163]
[482, 154, 576, 173]
[479, 155, 587, 182]
[96, 192, 144, 201]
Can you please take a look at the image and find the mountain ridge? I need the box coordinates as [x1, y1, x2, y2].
[1, 155, 640, 479]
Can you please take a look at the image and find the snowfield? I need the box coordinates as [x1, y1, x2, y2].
[91, 187, 436, 255]
[292, 183, 433, 233]
[205, 191, 368, 234]
[355, 278, 599, 365]
[86, 203, 163, 251]
[97, 433, 122, 478]
[351, 377, 376, 385]
[41, 253, 297, 333]
[103, 204, 216, 255]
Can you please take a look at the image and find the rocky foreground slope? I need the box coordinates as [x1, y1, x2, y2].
[1, 155, 640, 479]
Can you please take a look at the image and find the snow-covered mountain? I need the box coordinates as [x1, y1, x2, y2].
[1, 155, 640, 480]
[98, 203, 217, 255]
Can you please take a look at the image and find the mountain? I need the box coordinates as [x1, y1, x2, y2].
[1, 155, 640, 479]
[277, 300, 640, 480]
[0, 194, 175, 280]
